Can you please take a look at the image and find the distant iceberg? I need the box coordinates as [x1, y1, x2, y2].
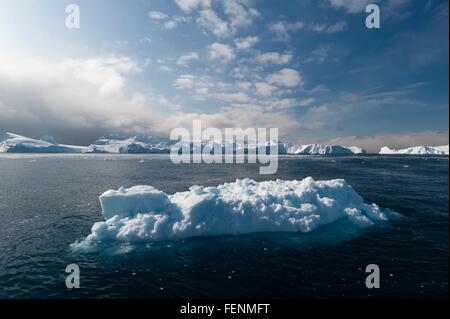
[1, 132, 368, 155]
[282, 143, 366, 155]
[77, 177, 389, 244]
[379, 145, 449, 155]
[0, 132, 86, 153]
[171, 141, 366, 155]
[87, 136, 367, 155]
[85, 134, 174, 154]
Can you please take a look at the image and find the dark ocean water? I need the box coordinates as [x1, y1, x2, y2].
[0, 154, 448, 299]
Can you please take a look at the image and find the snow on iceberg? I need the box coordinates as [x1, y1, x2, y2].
[379, 145, 449, 155]
[283, 143, 366, 155]
[79, 177, 389, 244]
[85, 134, 368, 155]
[86, 134, 174, 154]
[1, 132, 368, 155]
[0, 132, 87, 153]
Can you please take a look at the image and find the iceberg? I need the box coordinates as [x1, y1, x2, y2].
[1, 132, 368, 155]
[84, 134, 368, 155]
[79, 177, 389, 244]
[379, 145, 449, 155]
[282, 143, 366, 155]
[0, 132, 87, 153]
[85, 134, 174, 154]
[347, 146, 367, 155]
[171, 141, 367, 155]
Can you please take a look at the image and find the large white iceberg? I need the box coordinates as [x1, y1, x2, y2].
[283, 143, 366, 155]
[79, 177, 389, 244]
[379, 145, 449, 155]
[0, 132, 87, 153]
[86, 134, 174, 154]
[170, 141, 367, 155]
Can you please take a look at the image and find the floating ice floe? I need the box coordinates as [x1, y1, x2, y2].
[77, 177, 391, 245]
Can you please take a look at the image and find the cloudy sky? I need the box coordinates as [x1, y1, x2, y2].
[0, 0, 448, 152]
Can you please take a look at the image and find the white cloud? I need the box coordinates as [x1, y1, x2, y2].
[234, 36, 259, 50]
[173, 74, 196, 89]
[148, 10, 190, 30]
[297, 98, 315, 107]
[173, 74, 219, 92]
[0, 100, 39, 122]
[339, 89, 423, 107]
[61, 56, 141, 97]
[311, 84, 330, 93]
[265, 98, 315, 110]
[304, 46, 331, 64]
[207, 43, 235, 61]
[223, 0, 260, 32]
[327, 0, 372, 13]
[267, 68, 303, 88]
[310, 103, 332, 114]
[164, 20, 177, 30]
[163, 16, 191, 30]
[310, 21, 347, 33]
[255, 82, 277, 97]
[148, 11, 168, 20]
[269, 21, 305, 40]
[212, 92, 251, 103]
[163, 104, 301, 137]
[148, 58, 173, 73]
[232, 67, 245, 79]
[196, 9, 230, 37]
[175, 0, 211, 13]
[196, 87, 209, 95]
[256, 52, 293, 65]
[0, 53, 300, 138]
[177, 52, 200, 66]
[159, 65, 172, 73]
[0, 54, 172, 133]
[325, 21, 348, 33]
[236, 81, 252, 90]
[164, 20, 178, 29]
[269, 19, 346, 40]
